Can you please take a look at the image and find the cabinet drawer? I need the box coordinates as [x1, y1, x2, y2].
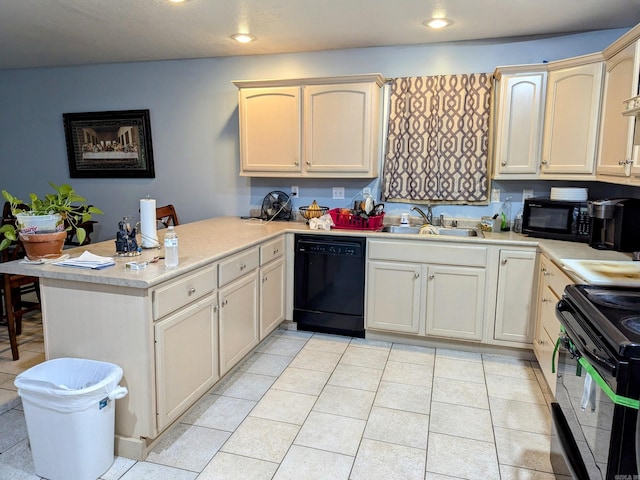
[219, 247, 259, 287]
[541, 257, 572, 298]
[368, 239, 487, 267]
[260, 236, 285, 265]
[153, 265, 217, 320]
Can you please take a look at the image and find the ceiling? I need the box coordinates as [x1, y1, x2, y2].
[2, 0, 640, 70]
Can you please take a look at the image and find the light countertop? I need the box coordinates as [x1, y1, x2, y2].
[0, 216, 633, 288]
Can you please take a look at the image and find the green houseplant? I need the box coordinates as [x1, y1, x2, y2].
[0, 182, 103, 257]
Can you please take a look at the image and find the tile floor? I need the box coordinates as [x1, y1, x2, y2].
[0, 314, 570, 480]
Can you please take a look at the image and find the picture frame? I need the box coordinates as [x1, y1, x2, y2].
[63, 109, 155, 178]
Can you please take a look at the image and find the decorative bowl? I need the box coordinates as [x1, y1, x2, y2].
[299, 206, 329, 220]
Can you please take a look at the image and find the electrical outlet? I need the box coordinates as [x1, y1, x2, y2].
[362, 187, 372, 197]
[491, 188, 501, 203]
[522, 188, 533, 200]
[332, 187, 345, 199]
[291, 186, 299, 197]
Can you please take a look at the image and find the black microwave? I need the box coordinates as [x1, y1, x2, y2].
[522, 197, 590, 242]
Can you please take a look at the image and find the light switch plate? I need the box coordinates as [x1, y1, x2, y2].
[491, 188, 501, 203]
[362, 187, 372, 197]
[332, 187, 345, 199]
[291, 186, 299, 197]
[522, 189, 534, 200]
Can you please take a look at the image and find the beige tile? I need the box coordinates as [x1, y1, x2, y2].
[429, 401, 493, 442]
[435, 348, 482, 362]
[499, 465, 559, 480]
[351, 438, 426, 480]
[270, 367, 330, 396]
[240, 352, 293, 376]
[328, 363, 383, 391]
[181, 394, 255, 432]
[313, 384, 375, 420]
[101, 456, 137, 480]
[363, 406, 429, 449]
[0, 350, 44, 375]
[533, 366, 553, 394]
[0, 389, 20, 414]
[250, 389, 317, 425]
[213, 370, 276, 401]
[485, 374, 546, 404]
[303, 334, 350, 354]
[0, 410, 28, 453]
[221, 416, 299, 463]
[198, 452, 278, 480]
[424, 473, 463, 480]
[349, 338, 392, 351]
[382, 360, 433, 387]
[433, 356, 486, 384]
[482, 354, 537, 380]
[494, 427, 554, 473]
[339, 345, 389, 369]
[274, 445, 353, 480]
[374, 380, 431, 414]
[489, 397, 551, 434]
[388, 343, 435, 366]
[256, 336, 307, 357]
[431, 376, 489, 409]
[0, 439, 38, 480]
[119, 461, 198, 480]
[426, 432, 499, 480]
[272, 329, 314, 340]
[289, 348, 342, 372]
[145, 424, 230, 471]
[294, 411, 366, 456]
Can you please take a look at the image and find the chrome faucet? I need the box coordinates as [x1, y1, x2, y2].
[411, 205, 433, 225]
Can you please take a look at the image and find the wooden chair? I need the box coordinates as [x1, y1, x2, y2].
[1, 203, 41, 360]
[156, 204, 179, 228]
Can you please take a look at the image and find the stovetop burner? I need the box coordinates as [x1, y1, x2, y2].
[564, 284, 640, 357]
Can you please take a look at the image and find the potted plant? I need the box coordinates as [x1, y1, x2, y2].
[0, 182, 103, 260]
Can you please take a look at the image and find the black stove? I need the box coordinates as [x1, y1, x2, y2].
[564, 284, 640, 357]
[553, 284, 640, 479]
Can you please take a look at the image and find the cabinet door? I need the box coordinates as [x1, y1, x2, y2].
[260, 257, 285, 340]
[303, 83, 379, 176]
[597, 42, 640, 177]
[425, 265, 485, 341]
[238, 87, 302, 174]
[494, 250, 536, 344]
[494, 72, 546, 176]
[366, 260, 422, 334]
[219, 272, 259, 374]
[533, 284, 561, 396]
[155, 294, 219, 431]
[541, 62, 603, 174]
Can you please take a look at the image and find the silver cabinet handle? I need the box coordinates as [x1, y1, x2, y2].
[273, 248, 279, 255]
[213, 305, 219, 313]
[429, 274, 435, 279]
[306, 161, 311, 166]
[414, 272, 420, 279]
[262, 276, 268, 283]
[294, 161, 299, 166]
[187, 287, 196, 295]
[541, 297, 548, 303]
[501, 161, 507, 166]
[239, 263, 246, 271]
[541, 160, 548, 165]
[501, 258, 508, 265]
[221, 299, 228, 306]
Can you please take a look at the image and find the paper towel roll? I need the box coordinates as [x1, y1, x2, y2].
[140, 198, 159, 248]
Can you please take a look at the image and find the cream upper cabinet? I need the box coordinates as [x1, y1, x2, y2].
[492, 66, 547, 179]
[541, 56, 603, 176]
[237, 87, 302, 174]
[493, 249, 537, 345]
[597, 40, 640, 177]
[234, 74, 384, 178]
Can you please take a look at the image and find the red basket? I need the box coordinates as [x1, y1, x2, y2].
[329, 208, 385, 231]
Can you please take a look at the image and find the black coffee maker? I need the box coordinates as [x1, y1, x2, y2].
[589, 198, 640, 251]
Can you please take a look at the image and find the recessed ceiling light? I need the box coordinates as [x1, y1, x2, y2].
[231, 33, 256, 44]
[167, 0, 189, 3]
[424, 17, 453, 29]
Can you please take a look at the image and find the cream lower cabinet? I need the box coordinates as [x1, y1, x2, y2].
[366, 239, 487, 341]
[218, 247, 260, 375]
[259, 237, 286, 339]
[493, 249, 537, 345]
[533, 254, 573, 394]
[155, 294, 219, 431]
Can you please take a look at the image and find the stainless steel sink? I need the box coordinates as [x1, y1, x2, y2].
[380, 225, 421, 234]
[433, 227, 482, 237]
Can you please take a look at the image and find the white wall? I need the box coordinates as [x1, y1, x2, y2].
[0, 28, 632, 240]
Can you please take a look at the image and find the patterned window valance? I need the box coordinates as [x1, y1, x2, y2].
[382, 73, 493, 204]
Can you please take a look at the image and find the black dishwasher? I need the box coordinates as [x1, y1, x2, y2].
[294, 234, 366, 337]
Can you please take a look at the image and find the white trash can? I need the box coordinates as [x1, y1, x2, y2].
[15, 357, 128, 480]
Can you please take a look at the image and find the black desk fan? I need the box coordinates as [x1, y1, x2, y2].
[260, 191, 292, 221]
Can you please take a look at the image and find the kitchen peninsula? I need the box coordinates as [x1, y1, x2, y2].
[0, 216, 633, 460]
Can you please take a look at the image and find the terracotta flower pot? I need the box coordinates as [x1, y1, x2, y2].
[19, 231, 67, 261]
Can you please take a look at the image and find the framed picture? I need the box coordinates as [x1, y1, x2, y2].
[63, 109, 155, 178]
